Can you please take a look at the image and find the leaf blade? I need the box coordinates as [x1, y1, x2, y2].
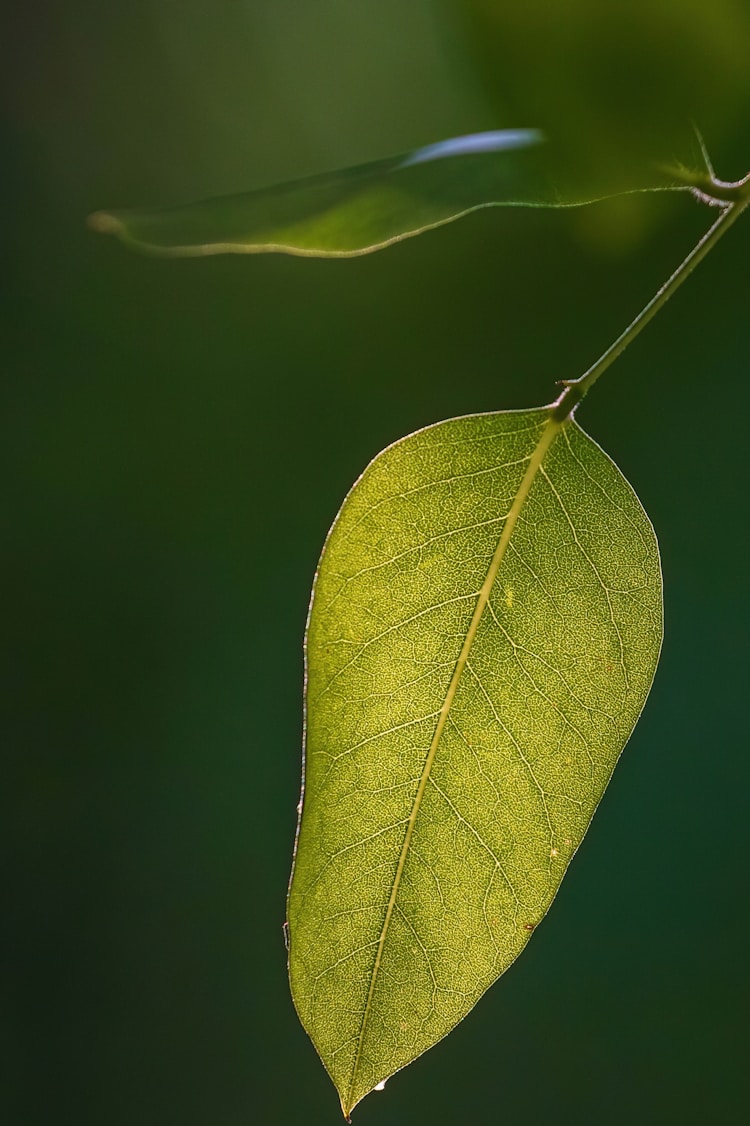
[88, 130, 688, 258]
[287, 408, 662, 1114]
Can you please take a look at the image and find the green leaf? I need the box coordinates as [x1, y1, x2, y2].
[287, 407, 662, 1116]
[88, 130, 689, 258]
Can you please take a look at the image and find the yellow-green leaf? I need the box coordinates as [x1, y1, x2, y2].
[87, 130, 688, 258]
[287, 407, 662, 1116]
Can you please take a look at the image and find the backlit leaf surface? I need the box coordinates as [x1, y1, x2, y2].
[287, 407, 662, 1116]
[88, 130, 688, 258]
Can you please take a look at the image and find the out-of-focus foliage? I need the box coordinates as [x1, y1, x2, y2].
[452, 0, 750, 180]
[449, 0, 750, 249]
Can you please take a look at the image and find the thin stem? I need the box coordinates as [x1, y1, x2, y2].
[553, 193, 749, 421]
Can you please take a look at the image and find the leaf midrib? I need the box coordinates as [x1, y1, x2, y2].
[345, 411, 565, 1112]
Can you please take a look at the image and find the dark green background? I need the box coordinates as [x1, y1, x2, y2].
[5, 3, 749, 1123]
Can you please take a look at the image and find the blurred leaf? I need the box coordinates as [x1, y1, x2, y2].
[287, 407, 662, 1115]
[453, 0, 750, 190]
[88, 130, 688, 258]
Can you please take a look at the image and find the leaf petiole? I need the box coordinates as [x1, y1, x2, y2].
[552, 181, 749, 422]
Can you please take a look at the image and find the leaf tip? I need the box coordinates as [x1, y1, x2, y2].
[87, 209, 121, 236]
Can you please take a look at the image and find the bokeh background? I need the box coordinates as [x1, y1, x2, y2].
[4, 2, 750, 1123]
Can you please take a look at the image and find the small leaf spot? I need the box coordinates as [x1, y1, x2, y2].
[523, 923, 536, 932]
[550, 847, 559, 858]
